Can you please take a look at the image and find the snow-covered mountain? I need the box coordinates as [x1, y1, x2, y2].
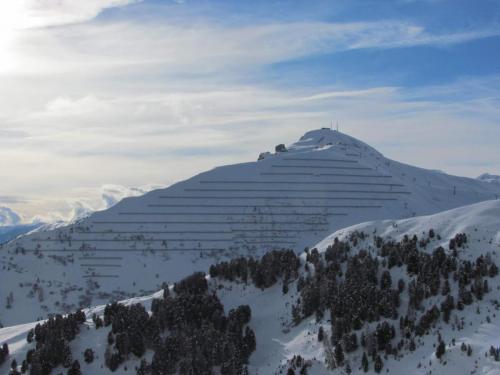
[1, 199, 499, 375]
[0, 224, 43, 246]
[477, 173, 500, 185]
[1, 128, 500, 326]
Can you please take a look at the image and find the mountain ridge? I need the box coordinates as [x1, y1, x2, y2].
[1, 128, 500, 326]
[1, 199, 499, 374]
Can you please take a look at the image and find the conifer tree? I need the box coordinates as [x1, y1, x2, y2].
[362, 352, 369, 372]
[374, 355, 383, 373]
[334, 344, 344, 367]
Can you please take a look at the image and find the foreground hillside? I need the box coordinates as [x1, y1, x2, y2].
[2, 128, 500, 326]
[1, 199, 499, 374]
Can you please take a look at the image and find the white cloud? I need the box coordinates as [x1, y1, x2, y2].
[24, 183, 162, 224]
[100, 183, 162, 209]
[3, 0, 140, 30]
[0, 207, 22, 226]
[2, 78, 500, 220]
[4, 19, 500, 77]
[1, 6, 499, 220]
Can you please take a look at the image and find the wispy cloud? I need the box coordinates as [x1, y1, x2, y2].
[8, 0, 141, 29]
[4, 19, 500, 77]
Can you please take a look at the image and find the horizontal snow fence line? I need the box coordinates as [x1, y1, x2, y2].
[78, 256, 123, 260]
[271, 165, 372, 170]
[235, 240, 296, 245]
[21, 248, 228, 252]
[157, 195, 399, 200]
[60, 234, 298, 239]
[80, 264, 122, 267]
[319, 173, 392, 178]
[198, 180, 405, 187]
[184, 188, 411, 194]
[148, 203, 388, 208]
[233, 235, 298, 239]
[260, 172, 393, 177]
[118, 208, 379, 215]
[82, 275, 120, 278]
[229, 228, 325, 232]
[33, 238, 236, 242]
[73, 230, 309, 234]
[90, 220, 336, 224]
[281, 158, 358, 163]
[77, 230, 235, 234]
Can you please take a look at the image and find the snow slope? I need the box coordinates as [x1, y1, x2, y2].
[1, 128, 500, 326]
[1, 199, 500, 375]
[0, 224, 42, 246]
[478, 173, 500, 185]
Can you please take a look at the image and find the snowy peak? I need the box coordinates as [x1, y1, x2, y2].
[286, 128, 383, 158]
[1, 128, 500, 325]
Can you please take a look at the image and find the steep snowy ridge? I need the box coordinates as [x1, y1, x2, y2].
[1, 200, 500, 375]
[1, 128, 500, 326]
[315, 199, 500, 252]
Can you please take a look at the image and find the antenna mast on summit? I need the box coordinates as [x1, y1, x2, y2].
[336, 121, 339, 132]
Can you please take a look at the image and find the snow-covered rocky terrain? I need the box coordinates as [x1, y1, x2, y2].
[1, 199, 499, 375]
[1, 128, 500, 327]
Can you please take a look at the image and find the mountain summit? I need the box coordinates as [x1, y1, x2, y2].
[1, 128, 499, 325]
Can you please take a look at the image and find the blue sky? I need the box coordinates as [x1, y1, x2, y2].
[0, 0, 499, 222]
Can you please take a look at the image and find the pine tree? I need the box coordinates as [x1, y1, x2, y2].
[26, 330, 34, 343]
[436, 340, 446, 359]
[107, 330, 114, 345]
[345, 361, 352, 374]
[67, 360, 81, 375]
[84, 348, 94, 363]
[318, 327, 324, 342]
[380, 270, 392, 290]
[362, 352, 369, 372]
[374, 355, 383, 373]
[409, 338, 416, 352]
[334, 344, 344, 367]
[292, 305, 302, 326]
[130, 331, 145, 357]
[21, 360, 28, 373]
[243, 327, 257, 356]
[282, 281, 289, 295]
[441, 279, 451, 296]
